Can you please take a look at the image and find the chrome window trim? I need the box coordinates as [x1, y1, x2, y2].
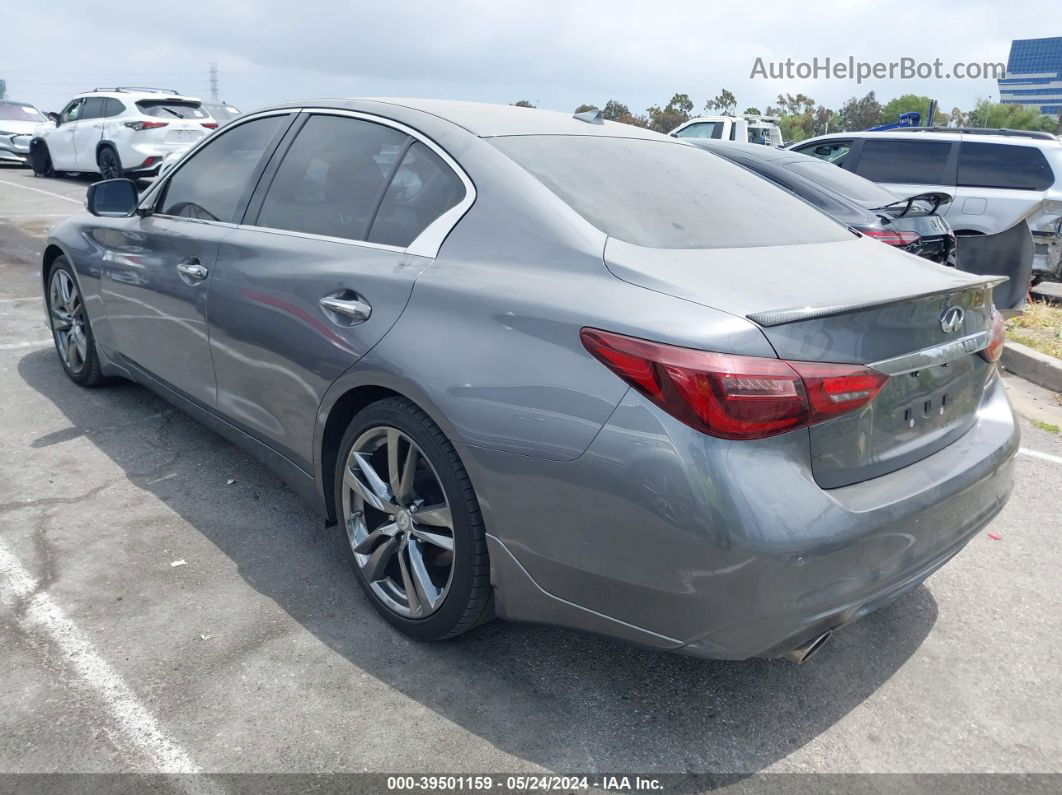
[869, 330, 991, 375]
[137, 105, 476, 259]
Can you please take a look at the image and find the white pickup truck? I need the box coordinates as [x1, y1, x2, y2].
[670, 115, 784, 147]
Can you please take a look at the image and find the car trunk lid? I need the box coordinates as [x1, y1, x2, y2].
[604, 236, 1003, 487]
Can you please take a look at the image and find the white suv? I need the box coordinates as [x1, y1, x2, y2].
[788, 128, 1062, 285]
[29, 88, 215, 180]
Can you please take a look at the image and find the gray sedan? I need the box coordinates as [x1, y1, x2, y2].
[41, 99, 1019, 662]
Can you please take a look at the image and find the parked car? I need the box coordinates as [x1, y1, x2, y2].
[789, 128, 1062, 298]
[671, 114, 784, 147]
[42, 100, 1019, 663]
[29, 87, 214, 180]
[0, 100, 47, 166]
[689, 139, 957, 267]
[200, 101, 242, 127]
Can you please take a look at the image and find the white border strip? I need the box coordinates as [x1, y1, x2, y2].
[1018, 447, 1062, 466]
[0, 178, 83, 205]
[0, 539, 209, 779]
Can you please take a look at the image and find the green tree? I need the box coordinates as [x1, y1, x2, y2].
[967, 100, 1060, 133]
[512, 100, 535, 108]
[705, 89, 737, 115]
[646, 93, 693, 133]
[743, 106, 761, 115]
[881, 94, 935, 124]
[601, 99, 648, 128]
[836, 91, 883, 131]
[949, 107, 968, 127]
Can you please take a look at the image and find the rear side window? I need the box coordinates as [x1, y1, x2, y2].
[958, 142, 1053, 190]
[368, 142, 466, 247]
[137, 100, 208, 120]
[160, 115, 286, 222]
[490, 136, 850, 249]
[854, 140, 952, 184]
[256, 115, 409, 241]
[675, 122, 724, 139]
[102, 98, 125, 118]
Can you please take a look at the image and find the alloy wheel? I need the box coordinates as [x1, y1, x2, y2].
[341, 426, 456, 618]
[99, 149, 121, 180]
[49, 269, 88, 375]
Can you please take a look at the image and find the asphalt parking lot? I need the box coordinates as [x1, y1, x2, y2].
[1, 166, 1061, 788]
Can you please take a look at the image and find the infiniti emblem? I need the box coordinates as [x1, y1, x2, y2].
[940, 306, 964, 334]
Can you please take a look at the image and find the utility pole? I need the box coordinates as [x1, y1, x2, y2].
[0, 79, 6, 100]
[209, 62, 219, 102]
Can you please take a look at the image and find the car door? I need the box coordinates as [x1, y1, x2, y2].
[72, 97, 105, 171]
[48, 99, 83, 169]
[846, 138, 956, 215]
[207, 111, 471, 469]
[101, 112, 293, 406]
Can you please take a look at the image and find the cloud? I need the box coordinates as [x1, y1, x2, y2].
[2, 0, 1054, 115]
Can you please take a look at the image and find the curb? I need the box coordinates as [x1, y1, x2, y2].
[1002, 341, 1062, 394]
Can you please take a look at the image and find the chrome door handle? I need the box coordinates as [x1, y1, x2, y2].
[176, 260, 208, 282]
[319, 294, 372, 324]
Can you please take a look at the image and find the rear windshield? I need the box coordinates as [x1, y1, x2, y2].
[0, 103, 45, 122]
[136, 100, 208, 119]
[490, 135, 850, 249]
[784, 159, 898, 206]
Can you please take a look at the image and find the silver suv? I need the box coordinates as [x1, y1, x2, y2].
[789, 128, 1062, 285]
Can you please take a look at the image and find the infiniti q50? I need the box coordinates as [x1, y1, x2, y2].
[41, 99, 1019, 662]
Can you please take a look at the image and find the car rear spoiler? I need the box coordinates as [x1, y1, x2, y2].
[746, 277, 1007, 327]
[873, 192, 952, 218]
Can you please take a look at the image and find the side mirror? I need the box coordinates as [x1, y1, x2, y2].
[87, 179, 139, 218]
[47, 112, 60, 126]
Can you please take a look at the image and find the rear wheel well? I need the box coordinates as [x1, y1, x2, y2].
[96, 142, 119, 165]
[320, 385, 401, 523]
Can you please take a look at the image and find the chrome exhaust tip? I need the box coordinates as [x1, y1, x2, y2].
[783, 630, 832, 664]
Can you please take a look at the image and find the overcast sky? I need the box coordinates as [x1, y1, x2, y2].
[4, 1, 1059, 116]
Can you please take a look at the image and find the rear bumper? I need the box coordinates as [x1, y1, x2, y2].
[471, 374, 1018, 660]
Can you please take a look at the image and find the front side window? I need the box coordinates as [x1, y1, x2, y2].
[491, 135, 849, 249]
[159, 114, 287, 222]
[794, 139, 852, 164]
[59, 100, 82, 125]
[675, 122, 724, 139]
[256, 115, 409, 241]
[368, 142, 466, 247]
[854, 140, 952, 185]
[958, 142, 1053, 191]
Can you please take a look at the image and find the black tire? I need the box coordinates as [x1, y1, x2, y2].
[334, 397, 493, 640]
[97, 146, 123, 180]
[30, 141, 55, 177]
[46, 257, 109, 387]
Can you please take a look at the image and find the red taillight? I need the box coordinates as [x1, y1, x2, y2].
[980, 309, 1005, 363]
[202, 122, 219, 129]
[580, 329, 889, 440]
[857, 225, 921, 247]
[124, 120, 169, 131]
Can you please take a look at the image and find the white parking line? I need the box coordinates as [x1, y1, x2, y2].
[0, 178, 83, 205]
[0, 339, 52, 351]
[0, 538, 212, 780]
[1019, 447, 1062, 466]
